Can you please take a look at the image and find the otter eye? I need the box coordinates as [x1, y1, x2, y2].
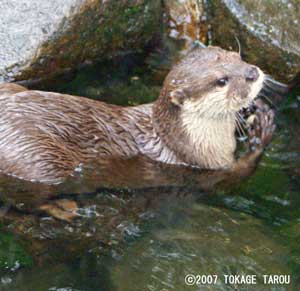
[216, 77, 229, 87]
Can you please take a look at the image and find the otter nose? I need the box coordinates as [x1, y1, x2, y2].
[245, 67, 259, 82]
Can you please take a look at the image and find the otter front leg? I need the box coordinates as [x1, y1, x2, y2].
[232, 105, 276, 177]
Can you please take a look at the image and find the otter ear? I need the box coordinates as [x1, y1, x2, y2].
[170, 88, 189, 106]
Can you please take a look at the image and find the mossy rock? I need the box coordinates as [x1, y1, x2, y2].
[0, 0, 161, 84]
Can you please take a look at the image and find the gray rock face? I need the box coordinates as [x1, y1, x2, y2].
[0, 0, 161, 83]
[0, 0, 84, 82]
[209, 0, 300, 81]
[223, 0, 300, 56]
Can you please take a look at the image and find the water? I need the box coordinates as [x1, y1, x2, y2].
[0, 52, 299, 291]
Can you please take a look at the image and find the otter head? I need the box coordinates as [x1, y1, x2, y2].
[153, 46, 265, 168]
[158, 46, 264, 120]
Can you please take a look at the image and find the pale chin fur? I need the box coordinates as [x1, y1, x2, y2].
[180, 91, 237, 169]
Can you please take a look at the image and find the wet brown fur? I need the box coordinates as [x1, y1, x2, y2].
[0, 47, 265, 184]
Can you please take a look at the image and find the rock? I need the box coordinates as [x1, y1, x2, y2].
[208, 0, 300, 82]
[143, 0, 210, 83]
[0, 0, 161, 83]
[163, 0, 208, 48]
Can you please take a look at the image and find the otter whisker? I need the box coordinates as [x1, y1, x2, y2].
[259, 92, 278, 110]
[235, 117, 248, 146]
[262, 76, 289, 104]
[237, 112, 247, 126]
[237, 118, 246, 135]
[236, 114, 247, 132]
[235, 119, 243, 137]
[235, 114, 247, 140]
[265, 75, 288, 90]
[234, 35, 242, 56]
[235, 122, 242, 137]
[262, 81, 287, 96]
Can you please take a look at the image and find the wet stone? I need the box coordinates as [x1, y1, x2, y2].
[208, 0, 300, 81]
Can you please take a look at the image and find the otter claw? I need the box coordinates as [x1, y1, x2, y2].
[248, 106, 276, 152]
[239, 98, 272, 124]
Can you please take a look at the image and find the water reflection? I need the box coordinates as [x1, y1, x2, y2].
[0, 152, 257, 221]
[0, 146, 299, 290]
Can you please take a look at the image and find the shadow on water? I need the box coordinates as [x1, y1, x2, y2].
[0, 53, 299, 291]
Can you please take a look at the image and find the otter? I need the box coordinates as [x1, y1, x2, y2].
[0, 46, 275, 184]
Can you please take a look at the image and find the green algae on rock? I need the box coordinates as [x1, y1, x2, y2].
[0, 231, 33, 272]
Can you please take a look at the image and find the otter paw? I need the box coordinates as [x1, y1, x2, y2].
[253, 98, 270, 113]
[239, 98, 269, 122]
[39, 199, 79, 222]
[248, 108, 276, 152]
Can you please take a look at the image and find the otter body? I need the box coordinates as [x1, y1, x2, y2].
[0, 87, 179, 183]
[0, 47, 273, 184]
